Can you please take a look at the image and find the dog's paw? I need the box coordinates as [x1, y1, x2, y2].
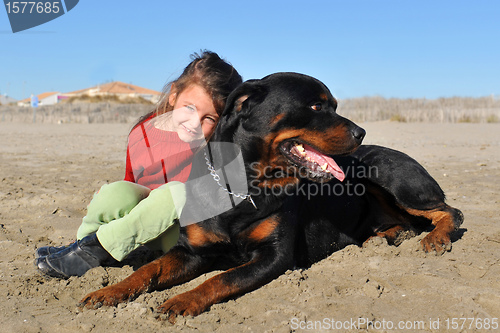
[157, 292, 207, 323]
[420, 230, 452, 255]
[78, 285, 132, 309]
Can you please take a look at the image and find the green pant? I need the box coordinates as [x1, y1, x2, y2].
[76, 181, 186, 261]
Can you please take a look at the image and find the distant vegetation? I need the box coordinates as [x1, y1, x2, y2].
[1, 96, 499, 124]
[62, 94, 154, 105]
[0, 102, 153, 124]
[338, 96, 500, 123]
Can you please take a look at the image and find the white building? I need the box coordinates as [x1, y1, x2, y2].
[17, 92, 62, 107]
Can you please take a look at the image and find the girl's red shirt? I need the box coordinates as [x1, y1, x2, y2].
[124, 115, 194, 189]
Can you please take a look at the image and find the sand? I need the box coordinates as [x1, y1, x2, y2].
[1, 121, 499, 333]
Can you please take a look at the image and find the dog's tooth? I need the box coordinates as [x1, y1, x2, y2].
[321, 163, 328, 171]
[296, 144, 307, 156]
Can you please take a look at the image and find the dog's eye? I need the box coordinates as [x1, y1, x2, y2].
[310, 103, 322, 111]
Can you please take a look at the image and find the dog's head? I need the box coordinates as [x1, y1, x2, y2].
[214, 72, 365, 187]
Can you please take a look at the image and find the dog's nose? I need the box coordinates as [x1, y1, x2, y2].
[351, 126, 366, 143]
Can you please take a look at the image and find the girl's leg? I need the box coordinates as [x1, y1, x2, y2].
[36, 181, 185, 278]
[35, 180, 150, 259]
[76, 181, 152, 240]
[96, 182, 186, 261]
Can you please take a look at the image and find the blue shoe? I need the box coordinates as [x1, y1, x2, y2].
[35, 234, 112, 278]
[35, 245, 69, 258]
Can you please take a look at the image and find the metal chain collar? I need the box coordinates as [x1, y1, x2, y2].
[204, 151, 257, 209]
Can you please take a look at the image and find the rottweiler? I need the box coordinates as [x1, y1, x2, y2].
[78, 72, 463, 321]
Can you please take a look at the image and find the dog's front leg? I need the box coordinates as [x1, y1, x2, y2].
[157, 244, 291, 322]
[78, 247, 209, 308]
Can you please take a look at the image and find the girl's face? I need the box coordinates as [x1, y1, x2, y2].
[168, 84, 218, 143]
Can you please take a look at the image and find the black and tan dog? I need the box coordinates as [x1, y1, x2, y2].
[79, 72, 463, 321]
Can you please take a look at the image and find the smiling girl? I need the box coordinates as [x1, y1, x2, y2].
[35, 51, 242, 278]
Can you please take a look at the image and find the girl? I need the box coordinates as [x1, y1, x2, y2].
[35, 51, 243, 278]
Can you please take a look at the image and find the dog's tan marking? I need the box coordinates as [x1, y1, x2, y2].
[270, 113, 285, 125]
[404, 206, 458, 253]
[186, 224, 227, 247]
[248, 217, 279, 242]
[157, 259, 258, 322]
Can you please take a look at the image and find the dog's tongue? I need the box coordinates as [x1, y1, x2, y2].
[302, 144, 345, 181]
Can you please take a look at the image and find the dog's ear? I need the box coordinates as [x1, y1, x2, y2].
[221, 79, 268, 119]
[213, 79, 268, 140]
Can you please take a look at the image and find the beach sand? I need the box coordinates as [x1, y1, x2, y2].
[1, 121, 499, 332]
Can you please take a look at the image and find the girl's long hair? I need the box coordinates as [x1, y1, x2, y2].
[132, 51, 243, 132]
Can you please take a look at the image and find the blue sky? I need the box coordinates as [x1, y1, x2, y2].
[1, 0, 499, 101]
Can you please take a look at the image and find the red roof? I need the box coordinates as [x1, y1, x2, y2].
[66, 81, 160, 96]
